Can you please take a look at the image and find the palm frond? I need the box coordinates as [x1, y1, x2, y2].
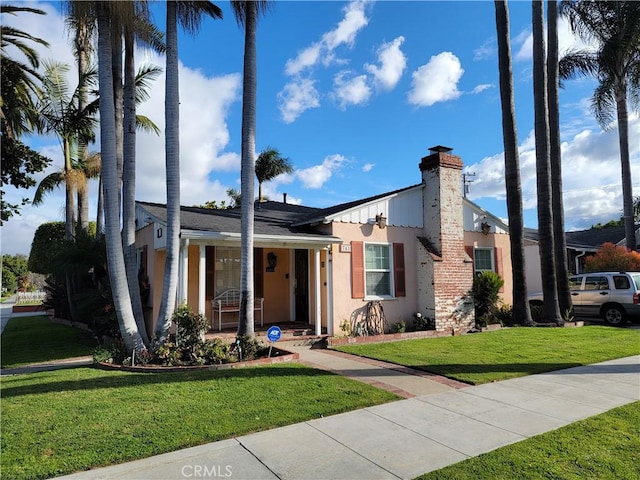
[33, 171, 65, 205]
[135, 64, 162, 103]
[133, 16, 165, 53]
[177, 1, 223, 35]
[559, 50, 599, 80]
[231, 1, 271, 28]
[592, 81, 616, 129]
[135, 115, 161, 136]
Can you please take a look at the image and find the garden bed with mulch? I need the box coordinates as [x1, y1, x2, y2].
[96, 346, 299, 373]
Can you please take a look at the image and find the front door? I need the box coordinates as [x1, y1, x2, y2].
[294, 249, 309, 323]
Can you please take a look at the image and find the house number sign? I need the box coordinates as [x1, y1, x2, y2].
[339, 244, 351, 253]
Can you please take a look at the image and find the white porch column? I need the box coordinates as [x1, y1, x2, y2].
[314, 248, 321, 336]
[180, 238, 189, 304]
[198, 244, 206, 315]
[326, 248, 333, 336]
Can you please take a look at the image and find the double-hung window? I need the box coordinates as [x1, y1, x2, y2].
[365, 243, 393, 298]
[473, 248, 494, 273]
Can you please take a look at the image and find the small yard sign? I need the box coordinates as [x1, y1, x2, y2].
[266, 326, 282, 343]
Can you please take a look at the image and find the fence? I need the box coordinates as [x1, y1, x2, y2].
[15, 291, 47, 305]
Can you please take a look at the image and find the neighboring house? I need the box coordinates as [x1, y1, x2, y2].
[524, 224, 640, 294]
[135, 146, 513, 337]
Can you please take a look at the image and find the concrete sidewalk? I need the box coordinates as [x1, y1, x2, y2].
[56, 354, 640, 480]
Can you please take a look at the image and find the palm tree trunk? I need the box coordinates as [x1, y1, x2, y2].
[548, 0, 570, 321]
[122, 20, 148, 345]
[111, 22, 124, 217]
[96, 173, 104, 236]
[96, 0, 146, 354]
[238, 1, 258, 337]
[533, 0, 561, 324]
[494, 0, 533, 326]
[76, 16, 91, 233]
[63, 138, 75, 241]
[155, 0, 181, 343]
[616, 83, 635, 250]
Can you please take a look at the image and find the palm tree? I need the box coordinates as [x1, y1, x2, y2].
[1, 5, 51, 222]
[35, 61, 98, 241]
[96, 0, 146, 353]
[494, 0, 534, 326]
[65, 2, 95, 233]
[547, 0, 571, 319]
[154, 0, 222, 343]
[533, 0, 562, 324]
[255, 146, 293, 202]
[231, 0, 271, 338]
[0, 5, 49, 139]
[122, 2, 164, 346]
[560, 1, 640, 250]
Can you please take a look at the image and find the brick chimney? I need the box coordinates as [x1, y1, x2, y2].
[416, 146, 474, 333]
[419, 145, 464, 252]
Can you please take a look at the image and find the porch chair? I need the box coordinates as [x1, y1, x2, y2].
[211, 288, 264, 331]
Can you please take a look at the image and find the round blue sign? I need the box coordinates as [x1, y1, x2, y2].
[266, 326, 282, 342]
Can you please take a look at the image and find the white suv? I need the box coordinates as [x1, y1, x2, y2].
[528, 272, 640, 325]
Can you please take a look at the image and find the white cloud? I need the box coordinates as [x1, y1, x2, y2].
[364, 36, 407, 91]
[465, 114, 640, 230]
[322, 1, 369, 51]
[133, 50, 241, 207]
[332, 71, 371, 109]
[362, 163, 374, 173]
[296, 154, 349, 189]
[1, 3, 242, 255]
[514, 17, 594, 62]
[277, 78, 321, 123]
[472, 84, 493, 94]
[285, 43, 322, 76]
[474, 38, 496, 61]
[408, 52, 464, 107]
[279, 0, 371, 122]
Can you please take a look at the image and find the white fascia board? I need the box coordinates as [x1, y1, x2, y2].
[463, 197, 510, 231]
[181, 229, 342, 249]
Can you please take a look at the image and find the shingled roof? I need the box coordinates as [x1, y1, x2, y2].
[137, 200, 331, 239]
[525, 224, 635, 251]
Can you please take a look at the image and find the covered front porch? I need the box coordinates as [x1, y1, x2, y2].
[173, 234, 341, 337]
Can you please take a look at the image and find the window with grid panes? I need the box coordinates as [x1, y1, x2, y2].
[365, 243, 392, 297]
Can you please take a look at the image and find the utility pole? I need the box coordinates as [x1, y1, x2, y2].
[463, 172, 476, 198]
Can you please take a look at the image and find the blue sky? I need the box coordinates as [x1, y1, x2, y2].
[2, 0, 639, 256]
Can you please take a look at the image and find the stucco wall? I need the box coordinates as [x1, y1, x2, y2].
[330, 222, 422, 334]
[262, 248, 292, 323]
[464, 231, 514, 305]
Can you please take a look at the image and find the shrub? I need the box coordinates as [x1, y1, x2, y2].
[392, 321, 406, 333]
[93, 343, 126, 364]
[494, 304, 515, 326]
[413, 312, 434, 331]
[173, 303, 209, 348]
[469, 271, 504, 319]
[228, 335, 268, 361]
[584, 242, 640, 272]
[530, 303, 544, 323]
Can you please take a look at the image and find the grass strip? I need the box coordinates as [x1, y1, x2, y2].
[1, 316, 97, 368]
[0, 364, 398, 480]
[335, 326, 640, 384]
[418, 401, 640, 480]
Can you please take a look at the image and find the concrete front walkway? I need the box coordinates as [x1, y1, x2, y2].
[55, 354, 640, 480]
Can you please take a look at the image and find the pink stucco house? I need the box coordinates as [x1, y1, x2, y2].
[135, 146, 512, 337]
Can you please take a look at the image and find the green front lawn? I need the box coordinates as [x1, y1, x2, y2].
[0, 365, 398, 480]
[419, 401, 640, 480]
[1, 316, 97, 368]
[335, 326, 640, 384]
